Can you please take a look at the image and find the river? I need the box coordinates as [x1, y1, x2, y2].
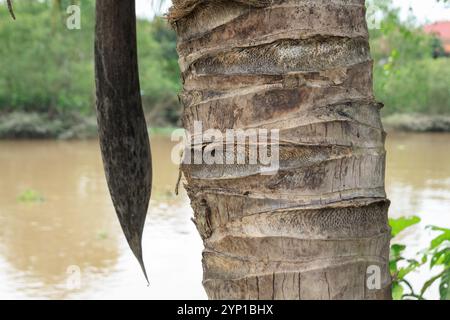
[0, 132, 449, 299]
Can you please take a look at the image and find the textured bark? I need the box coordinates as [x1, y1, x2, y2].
[172, 0, 391, 300]
[95, 0, 151, 282]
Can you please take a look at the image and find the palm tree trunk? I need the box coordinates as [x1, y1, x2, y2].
[170, 0, 391, 300]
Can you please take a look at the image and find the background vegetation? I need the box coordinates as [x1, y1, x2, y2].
[0, 0, 449, 137]
[390, 216, 450, 300]
[0, 0, 180, 137]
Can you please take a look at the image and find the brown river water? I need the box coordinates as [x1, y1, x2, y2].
[0, 132, 449, 299]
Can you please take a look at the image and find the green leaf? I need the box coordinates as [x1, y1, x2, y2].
[17, 189, 44, 203]
[389, 216, 421, 238]
[428, 226, 450, 249]
[390, 244, 406, 276]
[390, 260, 399, 277]
[391, 244, 406, 257]
[421, 254, 428, 264]
[420, 270, 445, 297]
[397, 260, 420, 279]
[430, 248, 450, 268]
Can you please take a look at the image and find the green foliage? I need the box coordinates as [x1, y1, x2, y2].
[0, 0, 95, 114]
[0, 0, 181, 126]
[369, 0, 450, 117]
[389, 216, 450, 300]
[17, 189, 45, 203]
[390, 216, 421, 237]
[1, 0, 449, 130]
[137, 17, 181, 126]
[374, 58, 450, 115]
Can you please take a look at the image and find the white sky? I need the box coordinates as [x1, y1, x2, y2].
[136, 0, 450, 24]
[392, 0, 450, 23]
[136, 0, 171, 19]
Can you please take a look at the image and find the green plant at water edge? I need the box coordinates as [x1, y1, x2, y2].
[96, 231, 109, 240]
[17, 189, 45, 203]
[390, 216, 450, 300]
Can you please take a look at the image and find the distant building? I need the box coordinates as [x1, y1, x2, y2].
[424, 21, 450, 56]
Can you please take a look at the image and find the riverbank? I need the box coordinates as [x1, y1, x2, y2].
[2, 112, 450, 139]
[383, 113, 450, 132]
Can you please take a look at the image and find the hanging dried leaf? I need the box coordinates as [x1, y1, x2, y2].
[95, 0, 152, 283]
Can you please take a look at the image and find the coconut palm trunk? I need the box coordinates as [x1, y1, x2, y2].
[170, 0, 391, 300]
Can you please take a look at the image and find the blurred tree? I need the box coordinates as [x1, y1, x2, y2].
[0, 0, 181, 126]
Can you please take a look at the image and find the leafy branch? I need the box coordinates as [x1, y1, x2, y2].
[390, 217, 450, 300]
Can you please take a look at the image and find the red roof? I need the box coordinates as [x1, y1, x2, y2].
[424, 21, 450, 54]
[424, 21, 450, 41]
